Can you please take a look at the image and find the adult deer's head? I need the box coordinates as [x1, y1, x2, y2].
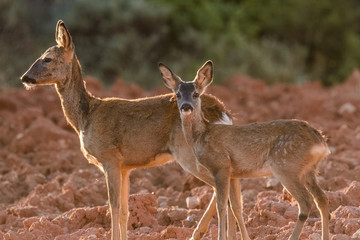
[21, 20, 75, 89]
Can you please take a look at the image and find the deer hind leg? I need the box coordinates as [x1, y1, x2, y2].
[304, 171, 330, 240]
[229, 178, 250, 240]
[214, 169, 231, 240]
[272, 169, 313, 240]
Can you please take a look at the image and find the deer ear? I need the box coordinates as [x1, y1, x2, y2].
[159, 63, 181, 91]
[55, 20, 74, 51]
[195, 60, 213, 94]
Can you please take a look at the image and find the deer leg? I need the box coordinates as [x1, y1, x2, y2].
[229, 178, 250, 240]
[104, 164, 122, 240]
[272, 170, 313, 240]
[227, 200, 237, 240]
[191, 190, 217, 240]
[120, 170, 130, 240]
[191, 190, 216, 240]
[304, 171, 330, 240]
[215, 169, 231, 240]
[191, 191, 239, 240]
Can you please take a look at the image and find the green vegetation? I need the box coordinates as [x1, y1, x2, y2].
[1, 0, 360, 88]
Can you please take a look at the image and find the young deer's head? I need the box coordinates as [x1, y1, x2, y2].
[159, 60, 213, 117]
[21, 20, 75, 89]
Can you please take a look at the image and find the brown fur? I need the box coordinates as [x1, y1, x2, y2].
[21, 21, 237, 240]
[162, 60, 331, 240]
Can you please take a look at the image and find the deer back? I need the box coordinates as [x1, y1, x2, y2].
[198, 119, 329, 177]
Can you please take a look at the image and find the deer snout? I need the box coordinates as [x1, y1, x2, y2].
[21, 74, 37, 89]
[21, 75, 36, 84]
[180, 103, 194, 114]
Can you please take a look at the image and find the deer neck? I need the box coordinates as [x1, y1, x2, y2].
[181, 108, 207, 149]
[55, 55, 93, 133]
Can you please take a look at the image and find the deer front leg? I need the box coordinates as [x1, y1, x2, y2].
[191, 190, 217, 240]
[215, 169, 231, 240]
[191, 190, 239, 240]
[227, 200, 238, 240]
[229, 179, 250, 240]
[120, 170, 130, 240]
[104, 164, 127, 240]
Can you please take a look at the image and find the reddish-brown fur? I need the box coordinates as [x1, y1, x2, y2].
[21, 21, 238, 240]
[161, 60, 331, 240]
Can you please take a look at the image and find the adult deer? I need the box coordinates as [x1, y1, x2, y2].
[21, 20, 240, 240]
[160, 60, 331, 240]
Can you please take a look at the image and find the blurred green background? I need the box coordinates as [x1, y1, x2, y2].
[1, 0, 360, 88]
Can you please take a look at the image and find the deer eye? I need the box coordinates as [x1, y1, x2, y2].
[176, 93, 181, 99]
[193, 92, 200, 98]
[44, 58, 52, 63]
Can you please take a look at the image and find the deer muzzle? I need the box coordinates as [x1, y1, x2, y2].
[20, 74, 37, 89]
[180, 103, 194, 114]
[21, 75, 36, 84]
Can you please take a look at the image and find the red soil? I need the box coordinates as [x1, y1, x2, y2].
[0, 72, 359, 240]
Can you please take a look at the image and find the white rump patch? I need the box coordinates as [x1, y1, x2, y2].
[214, 112, 233, 125]
[310, 144, 330, 159]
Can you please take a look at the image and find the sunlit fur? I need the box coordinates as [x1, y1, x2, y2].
[162, 60, 330, 240]
[21, 20, 238, 240]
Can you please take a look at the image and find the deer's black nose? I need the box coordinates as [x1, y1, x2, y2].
[21, 75, 36, 84]
[180, 103, 193, 112]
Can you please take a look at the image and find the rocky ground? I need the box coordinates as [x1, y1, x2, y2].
[0, 71, 359, 240]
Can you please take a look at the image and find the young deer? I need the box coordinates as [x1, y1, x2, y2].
[160, 60, 331, 240]
[21, 20, 239, 240]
